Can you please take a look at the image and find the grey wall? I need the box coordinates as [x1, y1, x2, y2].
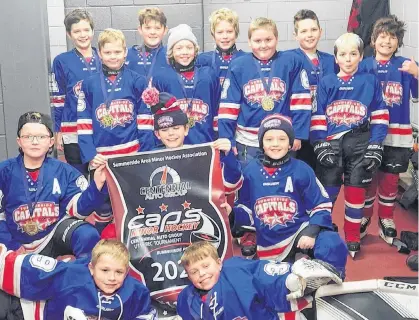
[0, 0, 52, 160]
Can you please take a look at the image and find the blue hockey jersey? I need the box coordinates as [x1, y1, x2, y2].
[286, 48, 338, 112]
[125, 44, 169, 82]
[177, 257, 312, 320]
[233, 158, 333, 260]
[77, 68, 154, 163]
[152, 66, 221, 144]
[0, 250, 156, 320]
[218, 52, 312, 147]
[359, 56, 418, 147]
[50, 48, 101, 142]
[0, 155, 105, 252]
[196, 48, 246, 85]
[310, 71, 389, 142]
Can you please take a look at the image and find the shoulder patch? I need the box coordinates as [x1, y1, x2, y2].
[76, 176, 89, 191]
[221, 78, 230, 99]
[77, 91, 86, 112]
[29, 255, 57, 272]
[0, 189, 3, 210]
[264, 262, 290, 276]
[300, 69, 310, 90]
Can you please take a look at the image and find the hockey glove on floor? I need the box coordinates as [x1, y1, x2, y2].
[362, 143, 383, 172]
[313, 141, 338, 167]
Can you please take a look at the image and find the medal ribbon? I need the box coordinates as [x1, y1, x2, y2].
[302, 49, 323, 83]
[253, 54, 278, 97]
[99, 69, 123, 109]
[211, 48, 236, 87]
[140, 45, 161, 82]
[19, 155, 45, 218]
[176, 67, 199, 113]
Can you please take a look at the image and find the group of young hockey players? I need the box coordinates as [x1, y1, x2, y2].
[0, 4, 417, 320]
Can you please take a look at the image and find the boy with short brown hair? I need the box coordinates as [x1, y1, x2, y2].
[177, 241, 342, 320]
[0, 239, 157, 319]
[125, 7, 169, 83]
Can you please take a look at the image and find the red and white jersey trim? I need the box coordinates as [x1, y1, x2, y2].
[290, 93, 312, 111]
[384, 123, 413, 147]
[1, 250, 24, 297]
[218, 103, 240, 120]
[66, 193, 84, 219]
[370, 109, 389, 125]
[310, 115, 327, 132]
[77, 119, 93, 135]
[21, 300, 46, 320]
[309, 202, 333, 216]
[236, 124, 259, 147]
[223, 173, 243, 195]
[137, 114, 154, 131]
[51, 95, 65, 108]
[96, 140, 139, 156]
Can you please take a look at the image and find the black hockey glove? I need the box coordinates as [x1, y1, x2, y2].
[313, 141, 338, 167]
[362, 143, 383, 172]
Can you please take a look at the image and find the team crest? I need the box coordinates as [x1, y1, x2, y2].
[326, 99, 367, 126]
[73, 80, 83, 98]
[243, 77, 286, 105]
[96, 99, 134, 129]
[177, 98, 209, 125]
[254, 196, 298, 229]
[300, 69, 310, 89]
[13, 202, 59, 235]
[383, 81, 403, 107]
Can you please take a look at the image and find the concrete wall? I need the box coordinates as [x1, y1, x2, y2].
[48, 0, 67, 62]
[0, 0, 51, 160]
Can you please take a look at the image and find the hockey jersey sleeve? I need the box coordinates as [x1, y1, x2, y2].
[369, 76, 389, 143]
[0, 247, 75, 300]
[126, 282, 157, 320]
[77, 81, 98, 163]
[134, 75, 157, 152]
[410, 68, 418, 102]
[220, 151, 243, 194]
[231, 172, 255, 230]
[218, 68, 241, 146]
[288, 57, 312, 140]
[309, 78, 328, 143]
[62, 166, 107, 219]
[50, 58, 66, 132]
[298, 164, 333, 228]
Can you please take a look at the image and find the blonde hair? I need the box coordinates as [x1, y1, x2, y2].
[167, 43, 200, 61]
[98, 28, 126, 51]
[334, 32, 364, 56]
[138, 7, 167, 27]
[248, 17, 278, 39]
[209, 8, 239, 38]
[91, 239, 130, 268]
[180, 241, 219, 267]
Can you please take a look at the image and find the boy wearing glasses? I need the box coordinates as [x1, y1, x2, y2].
[0, 112, 107, 258]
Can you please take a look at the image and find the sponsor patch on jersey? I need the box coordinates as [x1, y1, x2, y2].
[221, 78, 230, 99]
[254, 196, 297, 229]
[326, 99, 367, 126]
[383, 81, 403, 107]
[310, 84, 318, 112]
[76, 175, 89, 191]
[13, 202, 60, 235]
[243, 77, 286, 105]
[177, 98, 209, 125]
[300, 69, 310, 89]
[50, 73, 59, 93]
[77, 91, 86, 112]
[96, 99, 134, 129]
[73, 80, 82, 98]
[264, 262, 290, 276]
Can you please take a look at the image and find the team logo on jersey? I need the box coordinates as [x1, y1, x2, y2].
[140, 166, 191, 200]
[77, 91, 86, 112]
[76, 176, 89, 191]
[264, 262, 290, 276]
[300, 69, 310, 89]
[254, 196, 297, 229]
[326, 99, 367, 126]
[383, 81, 403, 107]
[221, 78, 230, 99]
[73, 80, 83, 98]
[177, 98, 209, 126]
[50, 73, 59, 93]
[243, 78, 286, 105]
[13, 202, 59, 235]
[96, 99, 134, 128]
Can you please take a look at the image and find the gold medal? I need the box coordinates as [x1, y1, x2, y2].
[101, 114, 114, 127]
[23, 219, 39, 236]
[188, 117, 196, 127]
[261, 95, 274, 111]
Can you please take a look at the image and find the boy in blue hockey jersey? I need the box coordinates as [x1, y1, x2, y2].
[151, 24, 221, 145]
[310, 33, 389, 257]
[0, 239, 157, 320]
[177, 241, 343, 320]
[197, 8, 245, 85]
[51, 9, 100, 176]
[288, 9, 338, 170]
[359, 16, 418, 244]
[125, 7, 169, 83]
[0, 112, 106, 257]
[231, 114, 347, 276]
